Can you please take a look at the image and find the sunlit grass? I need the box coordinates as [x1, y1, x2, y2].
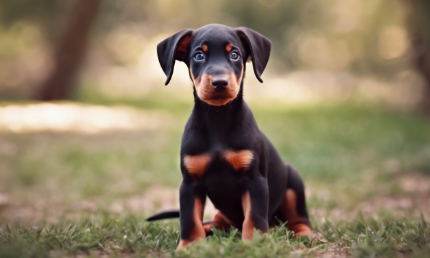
[0, 103, 172, 133]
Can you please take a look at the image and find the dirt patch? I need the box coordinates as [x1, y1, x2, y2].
[310, 173, 430, 222]
[0, 193, 11, 208]
[356, 174, 430, 219]
[107, 186, 217, 219]
[0, 186, 218, 225]
[1, 173, 429, 225]
[0, 103, 173, 134]
[398, 173, 430, 193]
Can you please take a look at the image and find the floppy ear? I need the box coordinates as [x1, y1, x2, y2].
[236, 27, 271, 83]
[157, 29, 193, 85]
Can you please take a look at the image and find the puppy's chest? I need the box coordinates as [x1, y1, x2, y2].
[183, 149, 253, 179]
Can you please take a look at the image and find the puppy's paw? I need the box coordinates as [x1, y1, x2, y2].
[176, 240, 191, 251]
[292, 224, 312, 237]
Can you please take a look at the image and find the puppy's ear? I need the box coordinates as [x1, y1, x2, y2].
[157, 29, 193, 85]
[236, 28, 271, 83]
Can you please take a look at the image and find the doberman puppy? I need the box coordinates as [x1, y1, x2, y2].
[147, 24, 312, 250]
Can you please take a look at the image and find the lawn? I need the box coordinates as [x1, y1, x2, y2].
[0, 94, 429, 257]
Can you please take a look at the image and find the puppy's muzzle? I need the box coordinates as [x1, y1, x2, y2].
[212, 75, 229, 92]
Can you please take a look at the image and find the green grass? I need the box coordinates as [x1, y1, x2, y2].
[1, 95, 430, 257]
[1, 215, 429, 258]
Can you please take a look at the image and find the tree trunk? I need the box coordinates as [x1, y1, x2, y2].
[403, 0, 430, 113]
[411, 33, 430, 113]
[35, 0, 101, 101]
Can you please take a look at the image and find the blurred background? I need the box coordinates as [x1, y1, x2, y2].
[0, 0, 429, 225]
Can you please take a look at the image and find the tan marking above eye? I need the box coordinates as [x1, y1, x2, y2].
[224, 150, 253, 171]
[202, 44, 208, 52]
[183, 153, 212, 177]
[226, 44, 232, 52]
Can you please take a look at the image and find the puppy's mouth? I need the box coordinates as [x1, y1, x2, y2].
[210, 96, 227, 101]
[204, 95, 234, 106]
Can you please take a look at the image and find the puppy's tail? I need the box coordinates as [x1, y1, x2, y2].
[146, 210, 180, 221]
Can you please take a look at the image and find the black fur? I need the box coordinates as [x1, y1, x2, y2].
[149, 24, 310, 243]
[146, 211, 179, 221]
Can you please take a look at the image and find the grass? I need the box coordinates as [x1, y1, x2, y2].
[0, 215, 429, 257]
[0, 93, 430, 257]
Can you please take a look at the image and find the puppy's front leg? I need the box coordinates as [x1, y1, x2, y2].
[241, 173, 269, 240]
[177, 178, 206, 250]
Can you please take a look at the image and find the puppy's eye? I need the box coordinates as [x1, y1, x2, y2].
[194, 52, 205, 61]
[230, 51, 240, 61]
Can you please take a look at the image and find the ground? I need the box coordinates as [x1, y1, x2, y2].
[0, 94, 429, 257]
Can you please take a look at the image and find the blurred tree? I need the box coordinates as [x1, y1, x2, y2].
[35, 0, 101, 101]
[404, 0, 430, 113]
[0, 0, 423, 105]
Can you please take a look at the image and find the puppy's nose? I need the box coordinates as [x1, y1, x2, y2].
[212, 76, 229, 92]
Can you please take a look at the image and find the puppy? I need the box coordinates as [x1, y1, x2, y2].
[149, 24, 311, 250]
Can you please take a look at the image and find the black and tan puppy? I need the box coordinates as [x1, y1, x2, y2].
[148, 24, 311, 250]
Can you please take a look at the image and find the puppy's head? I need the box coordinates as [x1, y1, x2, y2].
[157, 24, 271, 106]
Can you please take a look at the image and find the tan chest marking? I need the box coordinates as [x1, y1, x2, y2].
[224, 150, 254, 171]
[183, 154, 212, 177]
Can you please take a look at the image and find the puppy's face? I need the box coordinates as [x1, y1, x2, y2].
[186, 27, 245, 106]
[157, 24, 271, 106]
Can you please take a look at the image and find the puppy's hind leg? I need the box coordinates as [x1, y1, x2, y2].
[202, 211, 236, 236]
[280, 165, 312, 237]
